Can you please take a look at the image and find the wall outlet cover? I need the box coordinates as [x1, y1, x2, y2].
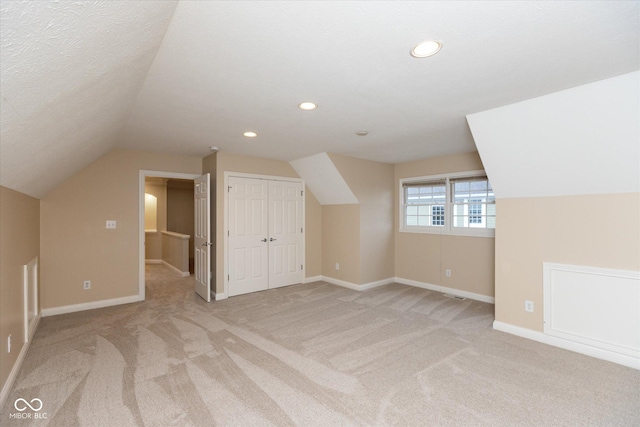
[525, 300, 534, 312]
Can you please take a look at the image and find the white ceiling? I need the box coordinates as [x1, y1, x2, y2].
[1, 1, 639, 198]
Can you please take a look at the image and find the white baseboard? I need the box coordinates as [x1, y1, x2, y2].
[314, 276, 494, 303]
[493, 320, 640, 370]
[161, 261, 190, 277]
[220, 276, 492, 303]
[145, 259, 162, 264]
[320, 276, 394, 291]
[215, 292, 228, 301]
[0, 313, 40, 411]
[41, 294, 142, 317]
[394, 277, 495, 304]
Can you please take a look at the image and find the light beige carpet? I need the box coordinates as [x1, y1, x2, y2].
[2, 264, 639, 426]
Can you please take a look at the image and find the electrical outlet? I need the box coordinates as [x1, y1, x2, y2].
[8, 334, 11, 353]
[106, 220, 117, 229]
[445, 269, 451, 277]
[525, 300, 534, 312]
[83, 280, 91, 290]
[335, 263, 340, 270]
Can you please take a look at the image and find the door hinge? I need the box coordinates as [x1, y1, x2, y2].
[301, 190, 304, 196]
[228, 274, 229, 281]
[301, 227, 303, 233]
[227, 230, 229, 237]
[301, 264, 303, 270]
[228, 186, 232, 192]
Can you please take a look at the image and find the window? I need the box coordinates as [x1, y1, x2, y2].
[404, 181, 445, 227]
[401, 172, 495, 237]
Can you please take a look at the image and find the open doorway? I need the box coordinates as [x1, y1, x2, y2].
[144, 177, 196, 274]
[138, 170, 201, 301]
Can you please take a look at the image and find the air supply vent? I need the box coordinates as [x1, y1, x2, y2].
[443, 293, 466, 301]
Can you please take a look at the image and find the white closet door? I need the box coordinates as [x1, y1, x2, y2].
[268, 180, 304, 289]
[228, 177, 269, 296]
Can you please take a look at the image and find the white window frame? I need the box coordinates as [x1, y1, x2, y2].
[400, 170, 495, 238]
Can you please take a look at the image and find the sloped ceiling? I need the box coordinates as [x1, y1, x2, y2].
[467, 72, 640, 199]
[290, 153, 358, 205]
[0, 0, 178, 197]
[1, 1, 638, 198]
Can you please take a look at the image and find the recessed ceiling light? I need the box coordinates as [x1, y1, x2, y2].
[243, 131, 257, 138]
[356, 131, 368, 136]
[411, 40, 442, 58]
[298, 102, 317, 111]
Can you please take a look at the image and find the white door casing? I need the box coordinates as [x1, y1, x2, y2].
[194, 173, 211, 302]
[227, 175, 304, 297]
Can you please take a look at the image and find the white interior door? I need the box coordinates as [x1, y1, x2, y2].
[269, 180, 304, 289]
[194, 173, 211, 302]
[228, 176, 304, 297]
[228, 177, 269, 297]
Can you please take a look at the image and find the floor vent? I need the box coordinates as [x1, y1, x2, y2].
[443, 293, 466, 301]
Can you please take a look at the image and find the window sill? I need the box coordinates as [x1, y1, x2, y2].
[399, 228, 495, 238]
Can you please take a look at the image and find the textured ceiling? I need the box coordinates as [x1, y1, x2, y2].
[0, 0, 178, 197]
[1, 1, 639, 198]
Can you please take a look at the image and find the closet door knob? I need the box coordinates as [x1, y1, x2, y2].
[270, 238, 277, 242]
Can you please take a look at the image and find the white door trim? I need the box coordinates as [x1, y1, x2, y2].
[223, 171, 305, 299]
[138, 170, 200, 301]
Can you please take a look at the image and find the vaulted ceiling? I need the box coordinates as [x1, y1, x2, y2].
[1, 1, 638, 198]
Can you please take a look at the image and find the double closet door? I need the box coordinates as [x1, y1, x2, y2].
[228, 177, 304, 297]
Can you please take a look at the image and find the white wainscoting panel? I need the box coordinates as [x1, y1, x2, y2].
[543, 263, 640, 360]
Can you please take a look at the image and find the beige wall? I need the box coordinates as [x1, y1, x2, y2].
[144, 179, 167, 260]
[161, 232, 190, 274]
[329, 154, 395, 284]
[304, 189, 322, 278]
[495, 192, 640, 332]
[40, 148, 202, 309]
[205, 151, 322, 295]
[394, 152, 495, 297]
[0, 186, 40, 393]
[321, 204, 361, 284]
[167, 179, 195, 263]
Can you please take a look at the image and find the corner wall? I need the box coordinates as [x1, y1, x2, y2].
[394, 152, 495, 298]
[468, 71, 640, 334]
[328, 154, 395, 285]
[40, 148, 202, 310]
[0, 186, 40, 404]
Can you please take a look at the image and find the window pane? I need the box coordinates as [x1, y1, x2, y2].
[454, 181, 469, 192]
[432, 185, 446, 195]
[470, 180, 487, 192]
[403, 182, 446, 228]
